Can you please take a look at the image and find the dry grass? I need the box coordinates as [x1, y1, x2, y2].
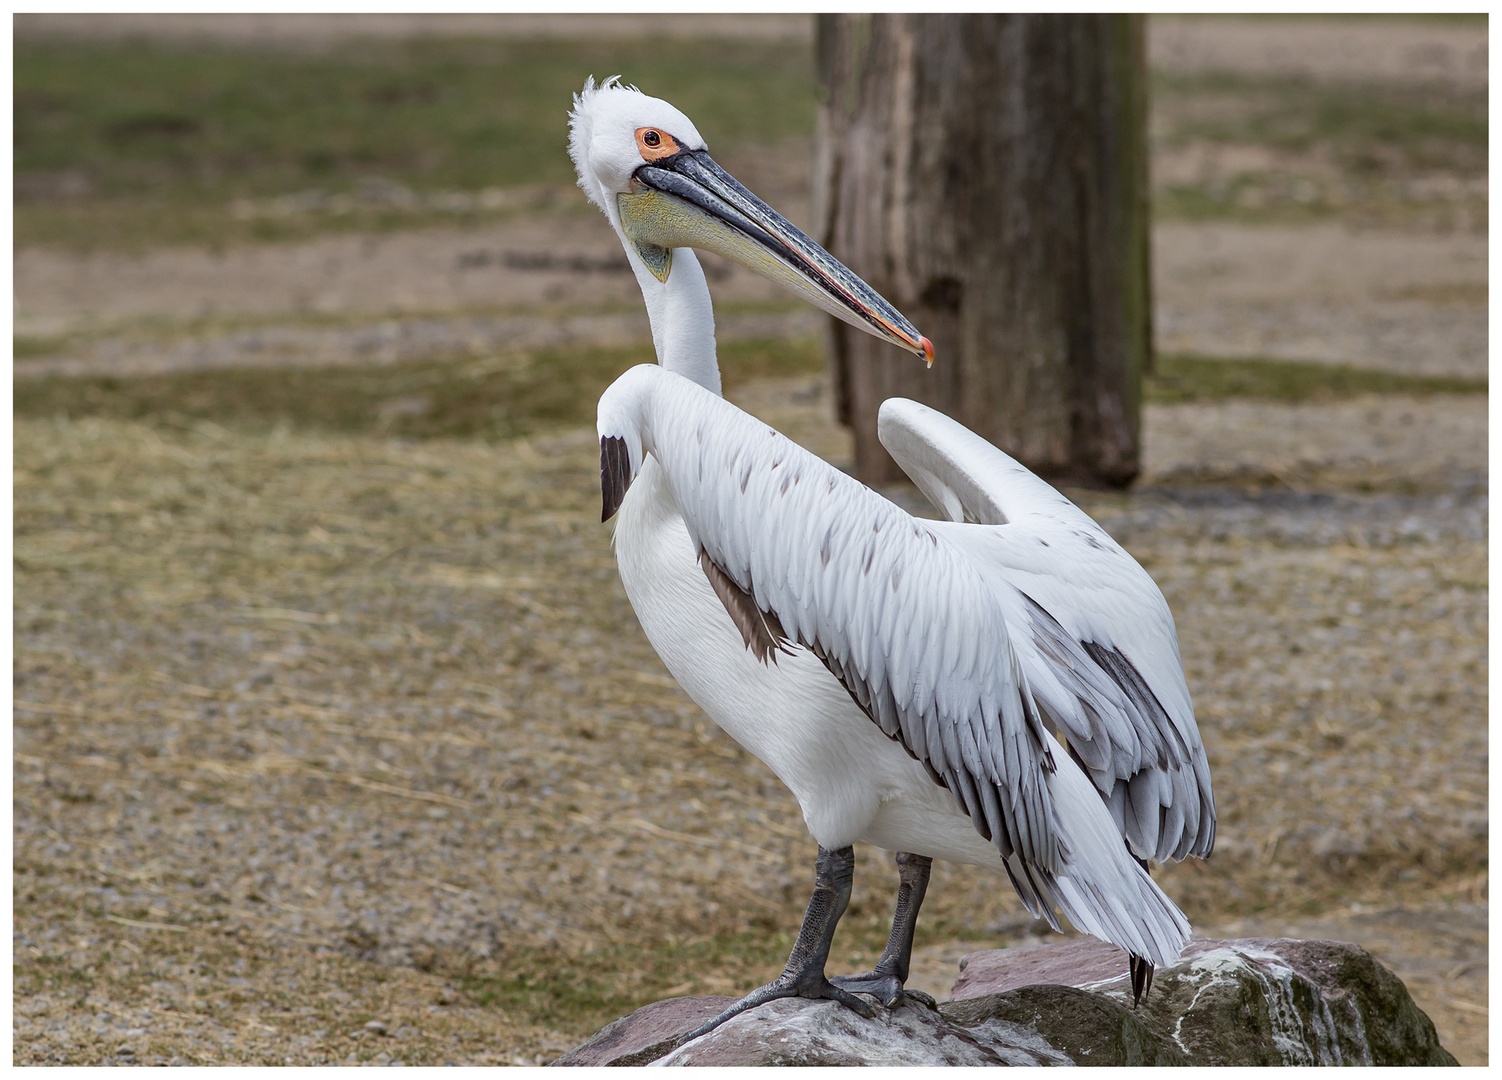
[13, 386, 1487, 1063]
[13, 413, 868, 1063]
[13, 13, 1486, 1067]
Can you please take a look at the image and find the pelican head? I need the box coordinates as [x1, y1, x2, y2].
[569, 77, 933, 365]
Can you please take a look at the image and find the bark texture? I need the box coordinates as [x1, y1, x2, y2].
[814, 14, 1151, 488]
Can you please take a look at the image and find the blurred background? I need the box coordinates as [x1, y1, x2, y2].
[13, 13, 1487, 1065]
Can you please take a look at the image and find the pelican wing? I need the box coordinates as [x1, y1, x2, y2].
[878, 398, 1215, 863]
[632, 369, 1061, 873]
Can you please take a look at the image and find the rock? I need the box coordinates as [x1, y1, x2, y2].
[550, 997, 738, 1067]
[552, 937, 1458, 1066]
[552, 993, 1075, 1067]
[952, 937, 1458, 1067]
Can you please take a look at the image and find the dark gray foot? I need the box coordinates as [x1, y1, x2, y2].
[829, 971, 938, 1011]
[676, 845, 870, 1047]
[681, 968, 877, 1044]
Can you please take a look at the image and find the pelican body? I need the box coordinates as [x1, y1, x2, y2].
[569, 78, 1214, 1038]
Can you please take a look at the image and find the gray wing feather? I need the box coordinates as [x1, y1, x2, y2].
[653, 391, 1062, 872]
[600, 365, 1191, 965]
[877, 397, 1217, 864]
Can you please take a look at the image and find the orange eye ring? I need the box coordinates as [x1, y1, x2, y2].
[635, 127, 682, 161]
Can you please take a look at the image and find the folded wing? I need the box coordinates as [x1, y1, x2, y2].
[878, 398, 1216, 864]
[612, 366, 1190, 964]
[644, 371, 1061, 876]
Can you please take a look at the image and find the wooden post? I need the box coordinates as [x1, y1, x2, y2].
[814, 14, 1151, 488]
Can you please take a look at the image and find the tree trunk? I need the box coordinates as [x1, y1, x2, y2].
[814, 14, 1151, 489]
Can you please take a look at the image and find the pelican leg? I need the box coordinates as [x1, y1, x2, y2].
[676, 845, 875, 1046]
[1128, 855, 1155, 1007]
[829, 851, 937, 1009]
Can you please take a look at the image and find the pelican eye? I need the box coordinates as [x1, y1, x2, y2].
[635, 127, 680, 161]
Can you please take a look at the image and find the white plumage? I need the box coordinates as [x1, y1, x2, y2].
[599, 364, 1193, 967]
[570, 78, 1213, 1025]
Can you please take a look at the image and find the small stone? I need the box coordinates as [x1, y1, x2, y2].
[434, 987, 457, 1006]
[364, 1020, 389, 1036]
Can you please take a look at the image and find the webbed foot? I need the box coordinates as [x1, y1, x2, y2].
[830, 970, 938, 1010]
[679, 970, 877, 1044]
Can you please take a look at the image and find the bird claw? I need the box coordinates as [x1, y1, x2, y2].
[830, 971, 938, 1011]
[675, 972, 877, 1048]
[825, 981, 880, 1018]
[903, 987, 940, 1011]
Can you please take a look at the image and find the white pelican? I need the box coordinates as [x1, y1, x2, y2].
[570, 78, 1214, 1038]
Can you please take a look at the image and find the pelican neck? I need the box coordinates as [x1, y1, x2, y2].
[626, 243, 723, 398]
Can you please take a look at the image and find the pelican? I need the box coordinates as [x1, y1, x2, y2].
[570, 78, 1214, 1038]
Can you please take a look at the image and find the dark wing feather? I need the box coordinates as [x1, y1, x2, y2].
[699, 548, 791, 664]
[1021, 593, 1215, 862]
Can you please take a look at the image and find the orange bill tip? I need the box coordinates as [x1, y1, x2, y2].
[921, 337, 935, 367]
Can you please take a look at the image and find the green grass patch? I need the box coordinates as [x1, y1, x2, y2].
[15, 346, 1484, 444]
[1146, 353, 1486, 404]
[1152, 72, 1486, 169]
[1150, 69, 1486, 225]
[11, 335, 829, 442]
[15, 35, 816, 249]
[461, 930, 793, 1038]
[14, 334, 75, 360]
[458, 901, 929, 1040]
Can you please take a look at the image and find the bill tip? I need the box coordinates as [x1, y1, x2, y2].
[920, 336, 935, 367]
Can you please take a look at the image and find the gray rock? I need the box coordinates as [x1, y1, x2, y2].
[953, 937, 1458, 1066]
[550, 997, 737, 1067]
[552, 994, 1071, 1067]
[552, 937, 1458, 1066]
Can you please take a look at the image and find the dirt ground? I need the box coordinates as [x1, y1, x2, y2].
[13, 216, 1487, 382]
[12, 387, 1488, 1065]
[13, 14, 1488, 1067]
[1149, 15, 1487, 90]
